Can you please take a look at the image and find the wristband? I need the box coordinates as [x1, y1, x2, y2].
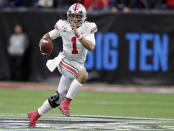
[76, 33, 84, 41]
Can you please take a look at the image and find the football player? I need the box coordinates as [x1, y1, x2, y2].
[28, 3, 97, 128]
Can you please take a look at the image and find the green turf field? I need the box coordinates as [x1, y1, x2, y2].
[0, 88, 174, 119]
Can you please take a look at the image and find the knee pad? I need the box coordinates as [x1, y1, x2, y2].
[48, 91, 60, 108]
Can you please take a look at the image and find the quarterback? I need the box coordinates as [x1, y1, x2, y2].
[28, 3, 97, 128]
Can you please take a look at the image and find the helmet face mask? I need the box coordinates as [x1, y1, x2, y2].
[67, 3, 87, 27]
[68, 14, 83, 26]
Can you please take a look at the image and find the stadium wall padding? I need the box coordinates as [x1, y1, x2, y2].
[0, 9, 174, 85]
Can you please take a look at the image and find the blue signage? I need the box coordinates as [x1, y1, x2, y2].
[85, 32, 168, 72]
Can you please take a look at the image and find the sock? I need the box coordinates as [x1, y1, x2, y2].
[38, 100, 52, 115]
[66, 79, 82, 99]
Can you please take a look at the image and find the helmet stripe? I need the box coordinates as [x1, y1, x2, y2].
[74, 3, 78, 12]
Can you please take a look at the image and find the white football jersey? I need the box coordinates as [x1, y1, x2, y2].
[49, 19, 97, 65]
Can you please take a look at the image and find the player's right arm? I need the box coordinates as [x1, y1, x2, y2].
[41, 29, 60, 41]
[39, 20, 62, 52]
[41, 19, 63, 40]
[39, 30, 58, 52]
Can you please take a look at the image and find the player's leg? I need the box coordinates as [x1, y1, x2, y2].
[58, 59, 88, 116]
[28, 75, 72, 128]
[59, 69, 88, 116]
[66, 69, 88, 98]
[57, 75, 73, 96]
[28, 93, 60, 128]
[38, 75, 72, 115]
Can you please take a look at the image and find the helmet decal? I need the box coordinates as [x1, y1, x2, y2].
[74, 3, 78, 12]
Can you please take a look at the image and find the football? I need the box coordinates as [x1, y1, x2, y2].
[39, 38, 53, 55]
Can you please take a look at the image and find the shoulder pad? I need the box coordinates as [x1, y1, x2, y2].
[54, 19, 67, 31]
[85, 22, 97, 34]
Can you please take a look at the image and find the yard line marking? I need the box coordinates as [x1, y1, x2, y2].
[0, 113, 174, 122]
[1, 113, 174, 130]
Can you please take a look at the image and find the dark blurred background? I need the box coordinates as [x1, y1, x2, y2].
[1, 0, 174, 85]
[0, 0, 171, 10]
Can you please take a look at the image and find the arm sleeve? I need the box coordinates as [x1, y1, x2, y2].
[48, 29, 60, 40]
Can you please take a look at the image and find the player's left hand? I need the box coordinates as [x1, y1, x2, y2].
[71, 22, 78, 36]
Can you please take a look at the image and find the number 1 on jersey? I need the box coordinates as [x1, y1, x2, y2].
[71, 37, 78, 54]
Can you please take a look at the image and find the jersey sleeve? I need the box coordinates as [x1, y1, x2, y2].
[49, 29, 60, 40]
[88, 22, 98, 34]
[84, 22, 97, 45]
[54, 19, 67, 32]
[49, 19, 64, 39]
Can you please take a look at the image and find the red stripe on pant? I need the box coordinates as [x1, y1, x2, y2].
[60, 61, 78, 75]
